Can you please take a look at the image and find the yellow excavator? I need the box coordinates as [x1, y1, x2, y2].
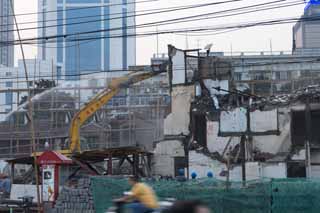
[57, 68, 165, 156]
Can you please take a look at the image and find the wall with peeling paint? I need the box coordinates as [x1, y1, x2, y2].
[189, 151, 287, 180]
[152, 140, 185, 176]
[164, 86, 194, 136]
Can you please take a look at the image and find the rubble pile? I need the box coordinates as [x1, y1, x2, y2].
[52, 178, 95, 213]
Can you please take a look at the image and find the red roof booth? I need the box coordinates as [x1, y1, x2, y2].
[37, 151, 73, 203]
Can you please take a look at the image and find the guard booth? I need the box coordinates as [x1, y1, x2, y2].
[37, 151, 73, 202]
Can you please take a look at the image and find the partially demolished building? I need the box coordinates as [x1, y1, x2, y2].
[153, 45, 320, 180]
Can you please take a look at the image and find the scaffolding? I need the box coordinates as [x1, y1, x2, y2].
[0, 75, 170, 159]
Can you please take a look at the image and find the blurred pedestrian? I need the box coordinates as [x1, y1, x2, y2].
[114, 176, 159, 213]
[0, 174, 11, 198]
[165, 200, 210, 213]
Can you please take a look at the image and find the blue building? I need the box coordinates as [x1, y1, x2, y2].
[38, 0, 136, 80]
[293, 0, 320, 54]
[0, 0, 14, 67]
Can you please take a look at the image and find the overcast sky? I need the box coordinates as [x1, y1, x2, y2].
[14, 0, 306, 65]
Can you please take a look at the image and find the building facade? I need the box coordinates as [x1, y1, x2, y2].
[38, 0, 136, 80]
[0, 66, 18, 119]
[293, 0, 320, 53]
[0, 0, 14, 67]
[219, 52, 320, 95]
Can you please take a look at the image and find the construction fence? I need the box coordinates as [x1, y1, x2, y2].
[90, 177, 320, 213]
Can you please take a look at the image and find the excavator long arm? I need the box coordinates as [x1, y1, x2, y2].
[67, 71, 163, 154]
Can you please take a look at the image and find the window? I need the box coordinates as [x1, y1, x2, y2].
[119, 98, 126, 106]
[193, 114, 207, 147]
[57, 7, 63, 63]
[113, 98, 126, 106]
[5, 92, 12, 105]
[275, 72, 289, 80]
[65, 7, 102, 80]
[107, 99, 113, 106]
[122, 7, 127, 69]
[234, 72, 242, 81]
[5, 72, 11, 77]
[57, 66, 62, 79]
[85, 136, 99, 149]
[252, 71, 271, 80]
[5, 82, 12, 87]
[141, 97, 148, 105]
[113, 98, 119, 106]
[130, 97, 139, 105]
[117, 89, 127, 97]
[104, 6, 110, 70]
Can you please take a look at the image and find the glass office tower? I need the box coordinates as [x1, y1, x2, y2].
[38, 0, 136, 80]
[0, 0, 14, 67]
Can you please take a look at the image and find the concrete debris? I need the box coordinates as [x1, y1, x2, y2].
[252, 84, 320, 110]
[52, 178, 95, 213]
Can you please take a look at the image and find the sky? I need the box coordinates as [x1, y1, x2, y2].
[13, 0, 307, 65]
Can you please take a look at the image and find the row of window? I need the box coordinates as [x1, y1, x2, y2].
[106, 96, 170, 107]
[234, 71, 311, 81]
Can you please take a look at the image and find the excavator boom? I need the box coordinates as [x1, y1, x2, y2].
[67, 71, 164, 154]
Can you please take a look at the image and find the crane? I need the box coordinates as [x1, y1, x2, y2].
[62, 69, 165, 155]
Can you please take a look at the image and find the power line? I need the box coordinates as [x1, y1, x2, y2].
[22, 0, 297, 49]
[5, 12, 312, 47]
[0, 0, 244, 28]
[22, 1, 303, 49]
[0, 0, 303, 45]
[0, 0, 159, 19]
[0, 0, 286, 34]
[50, 13, 319, 43]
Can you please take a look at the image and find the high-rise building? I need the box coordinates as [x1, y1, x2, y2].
[293, 0, 320, 54]
[38, 0, 136, 80]
[0, 0, 14, 67]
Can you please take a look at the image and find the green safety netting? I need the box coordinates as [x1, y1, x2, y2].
[90, 177, 320, 213]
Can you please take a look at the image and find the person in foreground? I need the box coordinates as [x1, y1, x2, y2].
[165, 200, 211, 213]
[115, 176, 159, 213]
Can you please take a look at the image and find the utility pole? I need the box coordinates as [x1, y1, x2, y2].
[305, 97, 312, 178]
[77, 34, 81, 109]
[52, 58, 54, 83]
[270, 39, 274, 96]
[10, 0, 41, 211]
[226, 147, 231, 190]
[240, 135, 246, 186]
[185, 32, 189, 50]
[241, 106, 251, 187]
[156, 27, 159, 56]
